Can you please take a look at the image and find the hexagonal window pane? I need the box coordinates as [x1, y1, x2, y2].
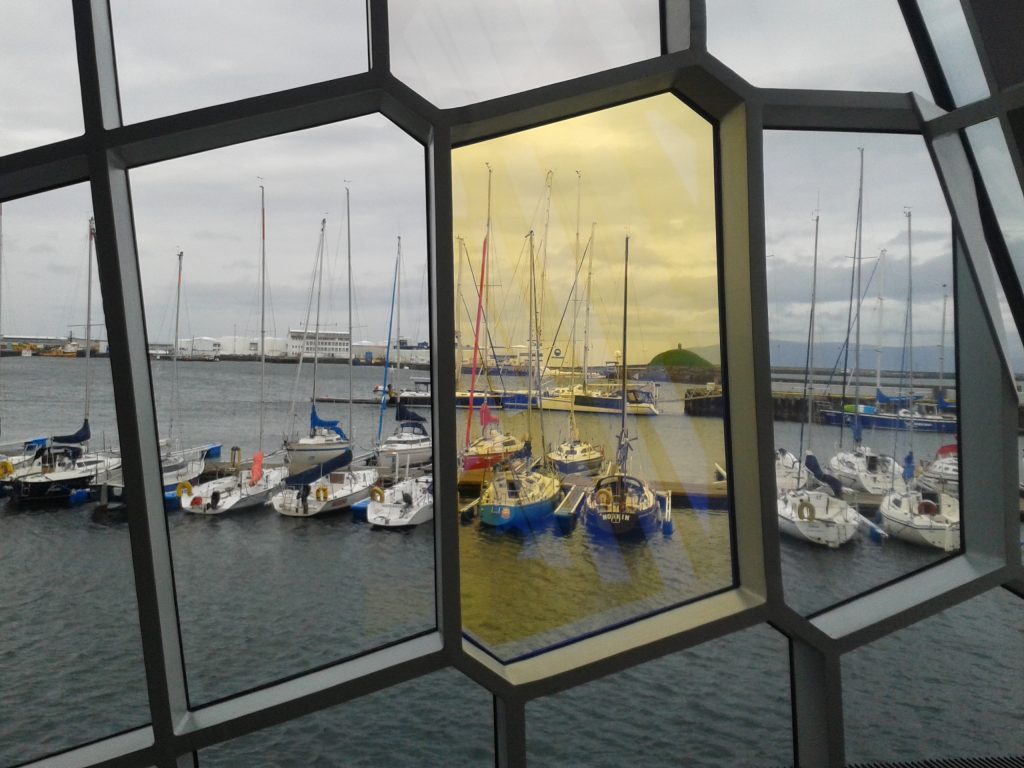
[844, 587, 1023, 763]
[917, 0, 990, 106]
[527, 625, 792, 767]
[129, 115, 434, 704]
[110, 1, 368, 125]
[389, 0, 660, 108]
[966, 120, 1024, 280]
[707, 0, 931, 93]
[764, 131, 959, 615]
[0, 2, 82, 155]
[454, 93, 733, 661]
[197, 669, 493, 766]
[0, 186, 147, 764]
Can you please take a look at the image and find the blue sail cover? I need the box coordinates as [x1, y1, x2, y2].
[875, 388, 923, 406]
[804, 452, 844, 498]
[310, 406, 347, 440]
[903, 451, 915, 481]
[52, 418, 91, 445]
[396, 403, 426, 422]
[851, 415, 863, 444]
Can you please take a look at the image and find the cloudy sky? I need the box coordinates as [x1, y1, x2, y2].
[0, 0, 1015, 369]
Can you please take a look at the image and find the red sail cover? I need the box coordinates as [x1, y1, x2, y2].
[250, 450, 263, 485]
[479, 403, 499, 427]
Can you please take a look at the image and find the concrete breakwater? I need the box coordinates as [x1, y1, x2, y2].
[680, 387, 1021, 430]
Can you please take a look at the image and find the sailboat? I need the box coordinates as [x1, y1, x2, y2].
[147, 250, 210, 509]
[11, 218, 122, 504]
[878, 210, 961, 550]
[917, 443, 959, 496]
[374, 237, 432, 481]
[366, 473, 434, 529]
[776, 210, 861, 547]
[581, 237, 669, 537]
[0, 202, 48, 481]
[282, 218, 352, 475]
[275, 193, 376, 518]
[547, 176, 604, 477]
[460, 166, 529, 473]
[182, 183, 286, 514]
[479, 230, 562, 531]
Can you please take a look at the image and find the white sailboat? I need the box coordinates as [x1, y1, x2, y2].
[374, 236, 432, 482]
[367, 473, 434, 529]
[877, 488, 960, 551]
[776, 209, 861, 547]
[878, 211, 960, 551]
[547, 176, 604, 477]
[0, 202, 47, 479]
[12, 218, 122, 504]
[275, 190, 375, 517]
[183, 183, 285, 514]
[283, 217, 352, 471]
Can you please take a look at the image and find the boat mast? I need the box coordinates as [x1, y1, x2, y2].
[171, 250, 183, 443]
[905, 208, 914, 423]
[85, 217, 95, 426]
[311, 217, 326, 413]
[875, 248, 886, 395]
[527, 229, 546, 454]
[464, 164, 491, 449]
[259, 182, 266, 453]
[396, 235, 402, 392]
[583, 222, 595, 393]
[538, 170, 553, 364]
[377, 239, 401, 444]
[619, 236, 630, 472]
[938, 281, 948, 395]
[798, 210, 821, 484]
[0, 202, 4, 436]
[567, 171, 583, 432]
[852, 148, 864, 442]
[527, 230, 535, 428]
[346, 184, 353, 438]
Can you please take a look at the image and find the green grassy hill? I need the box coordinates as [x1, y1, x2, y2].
[649, 347, 715, 368]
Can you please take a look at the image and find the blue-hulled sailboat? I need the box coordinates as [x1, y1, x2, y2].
[581, 237, 668, 537]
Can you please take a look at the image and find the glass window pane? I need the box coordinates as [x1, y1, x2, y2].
[388, 0, 660, 108]
[764, 131, 958, 615]
[527, 625, 792, 767]
[0, 2, 82, 155]
[918, 0, 990, 106]
[0, 186, 147, 764]
[844, 587, 1024, 762]
[197, 669, 493, 767]
[707, 0, 931, 93]
[110, 1, 368, 125]
[966, 119, 1024, 280]
[454, 93, 733, 662]
[129, 115, 434, 705]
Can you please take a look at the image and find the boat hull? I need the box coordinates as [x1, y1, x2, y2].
[818, 409, 956, 433]
[367, 476, 434, 528]
[182, 468, 286, 515]
[479, 494, 557, 531]
[878, 491, 960, 551]
[274, 468, 378, 517]
[581, 475, 668, 538]
[777, 490, 859, 548]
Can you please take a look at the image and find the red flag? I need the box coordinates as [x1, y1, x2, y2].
[249, 450, 264, 485]
[479, 403, 499, 427]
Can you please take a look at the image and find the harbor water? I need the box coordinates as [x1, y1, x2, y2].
[0, 358, 1020, 766]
